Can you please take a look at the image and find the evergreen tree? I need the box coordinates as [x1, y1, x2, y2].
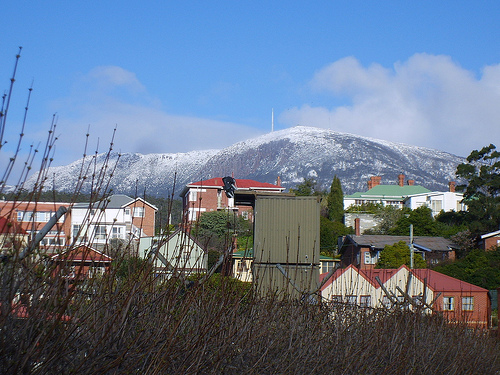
[327, 175, 344, 222]
[456, 144, 500, 234]
[290, 177, 318, 196]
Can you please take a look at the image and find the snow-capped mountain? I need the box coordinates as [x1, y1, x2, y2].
[24, 126, 465, 197]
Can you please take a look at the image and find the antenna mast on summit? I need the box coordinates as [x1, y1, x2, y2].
[271, 108, 274, 132]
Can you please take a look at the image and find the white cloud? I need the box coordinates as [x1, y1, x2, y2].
[47, 66, 261, 165]
[280, 54, 500, 157]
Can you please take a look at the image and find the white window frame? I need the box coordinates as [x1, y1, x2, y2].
[133, 207, 145, 218]
[462, 296, 474, 311]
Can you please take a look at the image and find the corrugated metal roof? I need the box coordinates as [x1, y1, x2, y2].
[321, 264, 488, 293]
[346, 184, 430, 199]
[349, 235, 456, 252]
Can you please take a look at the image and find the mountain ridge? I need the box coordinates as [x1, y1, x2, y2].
[24, 126, 465, 198]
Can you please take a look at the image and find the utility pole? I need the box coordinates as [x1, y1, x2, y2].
[410, 224, 414, 269]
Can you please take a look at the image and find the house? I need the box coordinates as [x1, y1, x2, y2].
[71, 194, 157, 248]
[477, 230, 500, 250]
[0, 200, 71, 251]
[403, 182, 466, 217]
[320, 264, 491, 328]
[138, 229, 208, 278]
[0, 216, 28, 251]
[180, 177, 285, 225]
[51, 245, 113, 280]
[232, 248, 253, 282]
[339, 234, 457, 269]
[344, 174, 430, 210]
[231, 249, 338, 283]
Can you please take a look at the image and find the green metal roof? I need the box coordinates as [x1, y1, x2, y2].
[232, 248, 254, 258]
[346, 184, 430, 199]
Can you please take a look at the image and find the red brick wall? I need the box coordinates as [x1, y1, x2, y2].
[183, 187, 254, 223]
[128, 201, 156, 237]
[434, 291, 490, 328]
[0, 201, 72, 248]
[484, 236, 500, 250]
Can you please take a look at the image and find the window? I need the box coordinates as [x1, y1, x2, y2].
[72, 225, 80, 239]
[94, 226, 106, 240]
[133, 207, 145, 217]
[111, 227, 124, 239]
[124, 208, 131, 216]
[331, 295, 342, 303]
[346, 295, 357, 305]
[462, 297, 474, 311]
[360, 295, 371, 308]
[431, 200, 443, 213]
[364, 251, 377, 265]
[322, 261, 335, 274]
[382, 295, 392, 308]
[17, 211, 33, 222]
[443, 296, 455, 311]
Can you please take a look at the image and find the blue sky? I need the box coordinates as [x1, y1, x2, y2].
[2, 1, 500, 176]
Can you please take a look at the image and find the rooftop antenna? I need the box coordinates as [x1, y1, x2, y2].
[271, 108, 274, 132]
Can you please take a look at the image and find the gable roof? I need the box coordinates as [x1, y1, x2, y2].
[321, 264, 488, 293]
[72, 195, 157, 210]
[342, 235, 457, 252]
[346, 184, 430, 199]
[0, 217, 28, 235]
[320, 264, 378, 290]
[51, 245, 113, 262]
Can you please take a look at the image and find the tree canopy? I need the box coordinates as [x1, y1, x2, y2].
[376, 241, 426, 269]
[433, 247, 500, 290]
[456, 143, 500, 233]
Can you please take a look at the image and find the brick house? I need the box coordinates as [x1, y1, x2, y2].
[71, 194, 157, 248]
[0, 200, 71, 252]
[321, 264, 491, 328]
[339, 235, 457, 269]
[0, 216, 28, 251]
[477, 230, 500, 250]
[51, 245, 113, 280]
[180, 177, 285, 225]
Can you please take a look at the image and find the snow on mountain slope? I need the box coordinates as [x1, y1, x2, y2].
[24, 126, 465, 197]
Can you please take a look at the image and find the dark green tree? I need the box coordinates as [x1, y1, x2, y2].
[389, 206, 439, 236]
[456, 144, 500, 234]
[290, 178, 319, 196]
[376, 241, 426, 269]
[194, 210, 251, 252]
[433, 247, 500, 289]
[320, 216, 353, 256]
[327, 175, 344, 222]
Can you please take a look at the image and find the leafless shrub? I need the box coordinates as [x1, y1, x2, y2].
[1, 50, 499, 375]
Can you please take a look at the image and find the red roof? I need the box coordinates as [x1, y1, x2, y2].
[51, 245, 113, 263]
[0, 217, 28, 234]
[320, 264, 488, 293]
[188, 177, 283, 190]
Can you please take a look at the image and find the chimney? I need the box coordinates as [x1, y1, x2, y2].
[407, 179, 414, 186]
[368, 176, 381, 190]
[354, 217, 361, 236]
[449, 181, 456, 193]
[398, 174, 405, 187]
[276, 176, 282, 187]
